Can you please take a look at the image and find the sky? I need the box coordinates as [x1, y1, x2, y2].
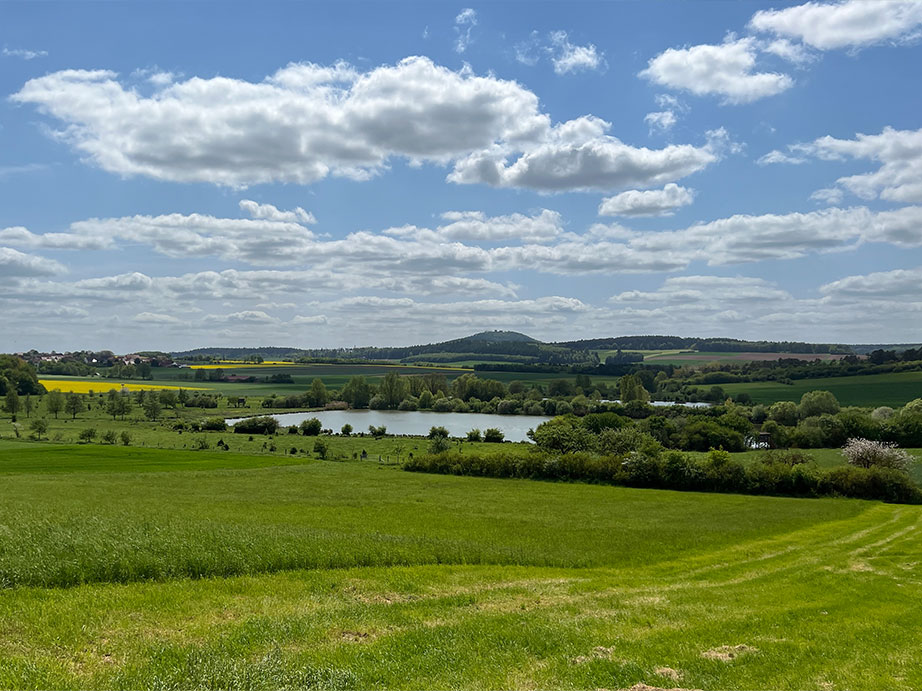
[1, 0, 922, 352]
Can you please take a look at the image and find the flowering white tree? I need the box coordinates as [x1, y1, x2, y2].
[841, 438, 913, 471]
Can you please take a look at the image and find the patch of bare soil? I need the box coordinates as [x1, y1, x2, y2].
[701, 644, 758, 662]
[654, 667, 683, 681]
[339, 630, 371, 642]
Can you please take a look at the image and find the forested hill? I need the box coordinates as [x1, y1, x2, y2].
[173, 332, 856, 362]
[554, 336, 854, 354]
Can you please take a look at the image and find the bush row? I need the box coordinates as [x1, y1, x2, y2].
[403, 450, 922, 504]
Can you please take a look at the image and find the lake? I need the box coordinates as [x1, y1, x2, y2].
[226, 409, 551, 443]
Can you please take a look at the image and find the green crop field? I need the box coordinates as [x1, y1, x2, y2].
[0, 440, 921, 689]
[722, 371, 922, 407]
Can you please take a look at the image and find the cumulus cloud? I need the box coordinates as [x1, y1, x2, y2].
[11, 58, 549, 187]
[750, 0, 922, 51]
[238, 200, 316, 224]
[768, 127, 922, 203]
[644, 110, 677, 134]
[385, 209, 563, 244]
[598, 184, 695, 217]
[640, 36, 794, 104]
[0, 226, 113, 250]
[13, 57, 723, 193]
[448, 115, 718, 192]
[548, 31, 606, 74]
[0, 247, 66, 279]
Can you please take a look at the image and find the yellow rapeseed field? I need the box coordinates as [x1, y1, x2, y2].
[39, 379, 210, 394]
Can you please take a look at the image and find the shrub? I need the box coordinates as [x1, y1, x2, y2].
[78, 428, 96, 442]
[299, 418, 322, 436]
[202, 417, 228, 431]
[841, 437, 913, 471]
[368, 425, 387, 438]
[120, 431, 131, 446]
[193, 436, 210, 450]
[233, 416, 279, 435]
[483, 428, 504, 443]
[313, 438, 329, 459]
[28, 418, 48, 440]
[428, 436, 452, 454]
[101, 430, 117, 445]
[341, 423, 353, 436]
[428, 426, 449, 439]
[466, 428, 482, 442]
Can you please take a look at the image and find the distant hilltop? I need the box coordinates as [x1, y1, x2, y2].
[169, 332, 862, 367]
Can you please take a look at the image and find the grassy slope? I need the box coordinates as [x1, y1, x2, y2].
[721, 371, 922, 406]
[1, 445, 921, 689]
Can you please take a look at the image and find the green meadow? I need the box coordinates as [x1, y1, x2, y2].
[722, 371, 922, 407]
[0, 439, 920, 689]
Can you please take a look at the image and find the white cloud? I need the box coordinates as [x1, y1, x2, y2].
[238, 200, 316, 224]
[598, 184, 695, 217]
[0, 226, 113, 250]
[820, 265, 922, 299]
[644, 111, 677, 134]
[772, 127, 922, 203]
[448, 115, 718, 192]
[640, 36, 793, 104]
[761, 38, 816, 64]
[750, 0, 922, 50]
[757, 149, 807, 165]
[454, 8, 477, 54]
[291, 314, 328, 325]
[203, 310, 280, 325]
[810, 187, 845, 205]
[548, 31, 606, 75]
[385, 209, 563, 244]
[2, 47, 47, 60]
[132, 312, 183, 325]
[11, 58, 549, 187]
[0, 247, 66, 279]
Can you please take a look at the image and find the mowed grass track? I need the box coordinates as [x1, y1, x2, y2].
[1, 443, 921, 689]
[722, 370, 922, 406]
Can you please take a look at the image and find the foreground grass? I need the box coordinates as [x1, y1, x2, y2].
[0, 442, 863, 589]
[1, 443, 920, 689]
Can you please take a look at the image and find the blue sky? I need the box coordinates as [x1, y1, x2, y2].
[1, 0, 922, 351]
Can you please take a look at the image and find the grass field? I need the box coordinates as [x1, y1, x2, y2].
[0, 441, 920, 689]
[722, 371, 922, 407]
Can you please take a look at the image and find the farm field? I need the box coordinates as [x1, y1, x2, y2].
[642, 351, 851, 367]
[1, 441, 921, 689]
[721, 371, 922, 407]
[35, 366, 623, 396]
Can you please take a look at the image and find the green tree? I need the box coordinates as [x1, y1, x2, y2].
[619, 374, 650, 404]
[46, 390, 64, 419]
[308, 378, 328, 407]
[143, 397, 162, 421]
[379, 372, 408, 408]
[29, 418, 48, 440]
[4, 389, 20, 417]
[22, 394, 32, 418]
[768, 400, 798, 426]
[340, 423, 352, 436]
[313, 438, 329, 459]
[159, 390, 179, 409]
[64, 392, 84, 420]
[340, 376, 371, 408]
[799, 390, 840, 419]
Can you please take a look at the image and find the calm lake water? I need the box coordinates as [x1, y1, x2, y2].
[226, 409, 551, 443]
